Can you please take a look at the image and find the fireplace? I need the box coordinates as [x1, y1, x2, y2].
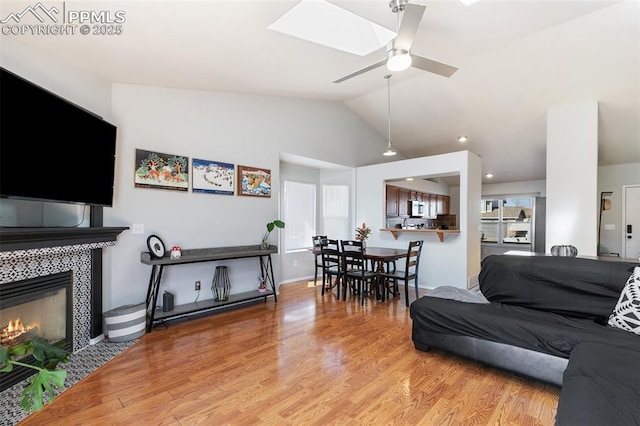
[0, 271, 73, 391]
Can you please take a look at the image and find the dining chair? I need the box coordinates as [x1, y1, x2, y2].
[340, 239, 378, 305]
[311, 235, 327, 286]
[319, 238, 342, 296]
[381, 240, 424, 307]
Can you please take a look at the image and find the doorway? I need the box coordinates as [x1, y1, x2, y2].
[623, 185, 640, 260]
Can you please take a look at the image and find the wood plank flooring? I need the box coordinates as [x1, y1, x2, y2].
[18, 281, 560, 425]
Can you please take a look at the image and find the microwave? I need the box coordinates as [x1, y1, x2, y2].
[409, 200, 425, 217]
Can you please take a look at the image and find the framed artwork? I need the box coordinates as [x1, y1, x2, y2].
[134, 149, 189, 191]
[192, 158, 234, 195]
[237, 165, 271, 197]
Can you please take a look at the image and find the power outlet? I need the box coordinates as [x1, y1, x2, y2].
[195, 280, 201, 291]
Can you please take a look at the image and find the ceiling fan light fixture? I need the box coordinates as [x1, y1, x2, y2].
[387, 50, 412, 72]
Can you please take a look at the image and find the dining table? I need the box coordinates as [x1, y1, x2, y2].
[362, 246, 408, 301]
[310, 244, 408, 301]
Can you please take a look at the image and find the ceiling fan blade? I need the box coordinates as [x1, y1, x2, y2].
[394, 3, 426, 52]
[333, 58, 387, 83]
[411, 54, 458, 77]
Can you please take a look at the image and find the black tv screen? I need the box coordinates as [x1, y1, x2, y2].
[0, 67, 117, 207]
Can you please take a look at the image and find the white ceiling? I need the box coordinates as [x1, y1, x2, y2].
[2, 0, 638, 183]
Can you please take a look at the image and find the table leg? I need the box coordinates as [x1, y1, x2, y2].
[259, 254, 277, 302]
[375, 260, 386, 302]
[145, 264, 164, 332]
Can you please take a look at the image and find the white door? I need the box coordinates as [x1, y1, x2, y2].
[624, 185, 640, 260]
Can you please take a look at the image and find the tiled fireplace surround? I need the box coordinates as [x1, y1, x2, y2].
[0, 227, 127, 351]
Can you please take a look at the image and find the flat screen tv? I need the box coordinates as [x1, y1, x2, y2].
[0, 67, 117, 207]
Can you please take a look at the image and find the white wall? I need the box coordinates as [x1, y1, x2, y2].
[546, 102, 599, 256]
[356, 151, 482, 289]
[598, 162, 640, 256]
[0, 38, 113, 227]
[279, 161, 320, 284]
[386, 179, 451, 195]
[482, 180, 546, 197]
[104, 83, 386, 309]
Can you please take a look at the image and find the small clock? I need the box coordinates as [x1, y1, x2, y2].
[146, 235, 166, 259]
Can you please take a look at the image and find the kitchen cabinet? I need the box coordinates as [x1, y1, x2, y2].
[398, 188, 410, 216]
[427, 194, 437, 219]
[437, 195, 445, 215]
[386, 185, 399, 217]
[385, 185, 451, 218]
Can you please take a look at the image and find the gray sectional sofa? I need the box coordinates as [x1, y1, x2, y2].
[409, 254, 640, 425]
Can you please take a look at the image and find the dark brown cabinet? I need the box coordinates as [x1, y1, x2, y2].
[386, 185, 399, 217]
[385, 185, 450, 218]
[398, 189, 410, 216]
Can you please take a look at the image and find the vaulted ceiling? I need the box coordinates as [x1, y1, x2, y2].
[2, 0, 638, 183]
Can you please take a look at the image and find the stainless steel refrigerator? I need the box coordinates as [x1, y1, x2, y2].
[531, 196, 546, 253]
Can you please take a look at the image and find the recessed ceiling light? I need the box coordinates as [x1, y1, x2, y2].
[458, 136, 468, 143]
[485, 173, 494, 178]
[406, 177, 414, 181]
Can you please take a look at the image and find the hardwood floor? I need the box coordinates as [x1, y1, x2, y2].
[19, 281, 560, 425]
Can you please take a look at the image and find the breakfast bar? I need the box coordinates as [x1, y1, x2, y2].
[380, 228, 460, 242]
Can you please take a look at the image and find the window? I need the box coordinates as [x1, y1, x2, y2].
[481, 197, 533, 245]
[323, 185, 349, 239]
[283, 180, 316, 252]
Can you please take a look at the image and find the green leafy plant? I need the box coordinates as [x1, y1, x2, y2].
[0, 337, 69, 413]
[261, 219, 285, 249]
[355, 222, 372, 241]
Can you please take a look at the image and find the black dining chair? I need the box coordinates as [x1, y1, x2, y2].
[320, 238, 342, 296]
[340, 239, 378, 305]
[312, 235, 327, 286]
[381, 240, 424, 307]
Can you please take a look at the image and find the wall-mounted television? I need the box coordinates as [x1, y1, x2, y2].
[0, 67, 117, 207]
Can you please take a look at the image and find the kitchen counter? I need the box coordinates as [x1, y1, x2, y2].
[380, 228, 460, 242]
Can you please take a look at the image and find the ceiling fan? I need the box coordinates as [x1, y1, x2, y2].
[333, 0, 458, 83]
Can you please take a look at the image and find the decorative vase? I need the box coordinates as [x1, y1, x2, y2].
[212, 265, 231, 301]
[260, 236, 269, 250]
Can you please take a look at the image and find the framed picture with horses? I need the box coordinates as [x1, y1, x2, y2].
[237, 165, 271, 197]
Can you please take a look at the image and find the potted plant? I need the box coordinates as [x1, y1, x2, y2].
[0, 337, 69, 413]
[355, 222, 372, 248]
[261, 219, 285, 249]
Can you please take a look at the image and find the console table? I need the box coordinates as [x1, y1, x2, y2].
[141, 244, 277, 332]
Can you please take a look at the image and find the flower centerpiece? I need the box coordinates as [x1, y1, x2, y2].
[355, 222, 372, 245]
[261, 219, 285, 249]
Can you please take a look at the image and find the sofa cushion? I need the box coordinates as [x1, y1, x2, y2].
[478, 255, 637, 319]
[608, 266, 640, 335]
[555, 341, 640, 426]
[410, 295, 640, 358]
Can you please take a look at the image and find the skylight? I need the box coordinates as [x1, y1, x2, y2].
[268, 0, 396, 56]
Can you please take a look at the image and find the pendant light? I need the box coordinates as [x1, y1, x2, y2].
[383, 74, 397, 156]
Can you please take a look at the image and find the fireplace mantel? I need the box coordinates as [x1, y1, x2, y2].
[0, 226, 128, 344]
[0, 226, 128, 251]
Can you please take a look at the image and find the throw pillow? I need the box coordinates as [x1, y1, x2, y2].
[608, 266, 640, 335]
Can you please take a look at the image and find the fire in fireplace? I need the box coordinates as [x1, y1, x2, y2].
[1, 318, 40, 346]
[0, 271, 73, 391]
